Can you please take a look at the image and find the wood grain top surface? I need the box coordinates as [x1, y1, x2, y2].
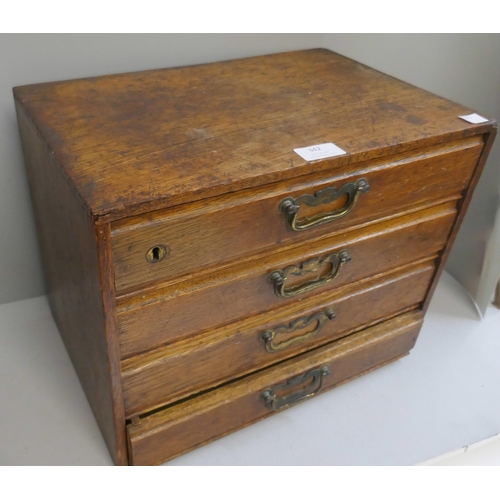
[13, 49, 495, 219]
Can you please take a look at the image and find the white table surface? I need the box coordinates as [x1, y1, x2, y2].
[1, 272, 499, 466]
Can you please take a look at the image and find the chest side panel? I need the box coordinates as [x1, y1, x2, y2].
[15, 101, 127, 466]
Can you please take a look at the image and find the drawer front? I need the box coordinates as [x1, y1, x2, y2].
[117, 202, 455, 357]
[127, 311, 423, 465]
[122, 262, 434, 416]
[111, 137, 482, 293]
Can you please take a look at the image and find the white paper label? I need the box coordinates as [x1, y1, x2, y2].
[294, 142, 346, 162]
[459, 113, 489, 124]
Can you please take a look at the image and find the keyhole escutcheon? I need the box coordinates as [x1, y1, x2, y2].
[146, 244, 169, 263]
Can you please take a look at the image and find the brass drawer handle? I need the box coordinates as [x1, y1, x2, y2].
[260, 308, 335, 353]
[269, 249, 351, 298]
[280, 178, 370, 231]
[261, 365, 331, 411]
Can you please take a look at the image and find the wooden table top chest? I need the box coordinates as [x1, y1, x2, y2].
[14, 49, 497, 465]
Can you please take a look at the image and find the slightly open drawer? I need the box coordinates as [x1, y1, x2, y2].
[126, 311, 423, 465]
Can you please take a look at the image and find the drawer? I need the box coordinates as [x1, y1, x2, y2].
[122, 261, 434, 416]
[117, 202, 455, 357]
[127, 310, 423, 465]
[111, 137, 482, 294]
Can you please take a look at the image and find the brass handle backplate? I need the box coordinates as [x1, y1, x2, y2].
[280, 178, 370, 231]
[269, 249, 351, 298]
[261, 365, 331, 411]
[260, 308, 335, 353]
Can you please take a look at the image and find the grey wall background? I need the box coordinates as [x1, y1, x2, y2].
[1, 34, 499, 311]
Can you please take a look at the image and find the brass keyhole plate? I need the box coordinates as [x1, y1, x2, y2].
[146, 244, 169, 263]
